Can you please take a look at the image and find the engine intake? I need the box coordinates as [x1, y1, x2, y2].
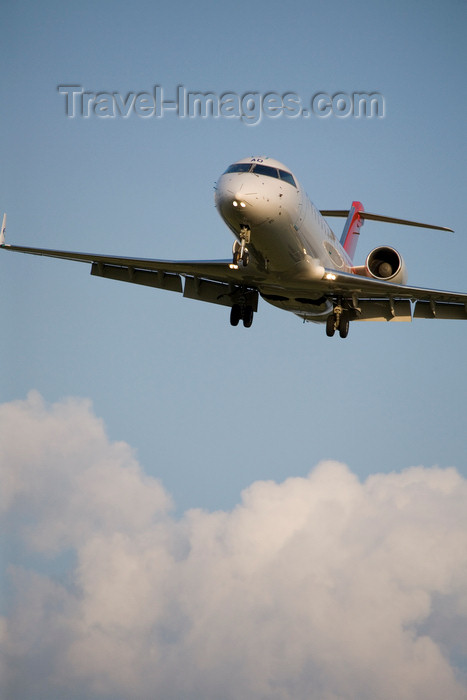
[365, 246, 407, 284]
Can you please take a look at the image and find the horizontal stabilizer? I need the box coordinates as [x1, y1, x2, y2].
[320, 210, 453, 232]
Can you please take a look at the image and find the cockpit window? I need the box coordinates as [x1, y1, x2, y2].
[224, 163, 251, 174]
[223, 162, 296, 187]
[252, 164, 279, 178]
[278, 169, 296, 187]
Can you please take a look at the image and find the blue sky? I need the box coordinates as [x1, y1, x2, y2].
[1, 0, 466, 512]
[1, 2, 467, 698]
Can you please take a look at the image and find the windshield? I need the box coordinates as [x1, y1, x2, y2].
[224, 163, 296, 187]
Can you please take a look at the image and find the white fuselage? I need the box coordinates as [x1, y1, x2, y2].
[215, 156, 352, 321]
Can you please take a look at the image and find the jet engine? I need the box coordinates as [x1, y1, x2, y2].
[363, 245, 407, 284]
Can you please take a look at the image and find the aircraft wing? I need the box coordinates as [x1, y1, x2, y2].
[0, 242, 263, 310]
[3, 241, 466, 321]
[321, 268, 467, 320]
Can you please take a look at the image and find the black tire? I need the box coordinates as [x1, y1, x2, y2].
[230, 304, 241, 326]
[339, 314, 349, 339]
[243, 306, 254, 328]
[326, 313, 336, 337]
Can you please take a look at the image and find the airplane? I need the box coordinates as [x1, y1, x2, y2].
[1, 155, 466, 338]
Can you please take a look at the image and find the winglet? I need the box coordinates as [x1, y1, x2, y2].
[0, 214, 6, 246]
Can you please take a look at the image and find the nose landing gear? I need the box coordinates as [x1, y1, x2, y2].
[232, 226, 251, 267]
[232, 246, 250, 267]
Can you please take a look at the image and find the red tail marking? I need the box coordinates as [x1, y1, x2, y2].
[341, 201, 364, 261]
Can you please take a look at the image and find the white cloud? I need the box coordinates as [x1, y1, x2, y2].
[1, 392, 467, 700]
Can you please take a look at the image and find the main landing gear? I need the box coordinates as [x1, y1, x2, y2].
[326, 306, 350, 339]
[230, 304, 254, 328]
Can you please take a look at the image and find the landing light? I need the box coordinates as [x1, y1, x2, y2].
[240, 201, 246, 208]
[233, 200, 238, 207]
[325, 273, 337, 281]
[229, 263, 239, 270]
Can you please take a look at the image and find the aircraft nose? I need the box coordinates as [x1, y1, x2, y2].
[232, 192, 249, 210]
[215, 183, 251, 215]
[215, 173, 281, 227]
[217, 188, 265, 225]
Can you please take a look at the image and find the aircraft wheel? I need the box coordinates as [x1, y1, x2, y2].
[326, 313, 336, 337]
[243, 306, 254, 328]
[242, 251, 250, 267]
[339, 314, 349, 339]
[230, 304, 241, 326]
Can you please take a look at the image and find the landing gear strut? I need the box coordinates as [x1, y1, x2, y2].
[230, 304, 254, 328]
[232, 226, 251, 267]
[326, 305, 350, 339]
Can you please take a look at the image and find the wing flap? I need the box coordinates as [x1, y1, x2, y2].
[352, 300, 412, 322]
[91, 262, 183, 293]
[184, 276, 231, 307]
[183, 277, 258, 310]
[414, 301, 467, 320]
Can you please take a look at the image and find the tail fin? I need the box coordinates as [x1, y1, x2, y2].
[339, 202, 364, 260]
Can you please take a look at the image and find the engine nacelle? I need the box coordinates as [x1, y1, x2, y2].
[363, 246, 407, 284]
